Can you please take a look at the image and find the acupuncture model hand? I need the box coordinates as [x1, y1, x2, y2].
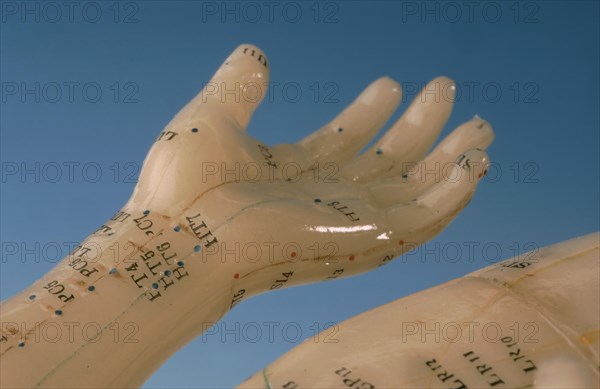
[237, 233, 600, 389]
[0, 44, 493, 388]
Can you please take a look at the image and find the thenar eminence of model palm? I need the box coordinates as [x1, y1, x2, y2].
[0, 44, 493, 388]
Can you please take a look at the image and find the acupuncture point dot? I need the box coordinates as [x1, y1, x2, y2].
[151, 283, 159, 289]
[164, 270, 172, 277]
[194, 245, 201, 252]
[87, 286, 95, 292]
[337, 127, 344, 133]
[143, 210, 150, 215]
[28, 294, 36, 301]
[55, 309, 63, 316]
[191, 128, 198, 133]
[174, 226, 181, 232]
[109, 268, 117, 274]
[177, 261, 185, 267]
[314, 198, 321, 203]
[376, 149, 383, 155]
[18, 341, 25, 348]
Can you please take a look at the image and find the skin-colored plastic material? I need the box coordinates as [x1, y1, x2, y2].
[238, 233, 600, 389]
[0, 44, 492, 388]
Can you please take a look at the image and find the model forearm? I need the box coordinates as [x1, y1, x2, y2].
[0, 206, 232, 388]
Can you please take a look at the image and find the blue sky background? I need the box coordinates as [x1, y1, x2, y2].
[1, 1, 598, 388]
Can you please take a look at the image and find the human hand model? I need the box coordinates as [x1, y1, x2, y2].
[0, 44, 493, 388]
[238, 233, 600, 389]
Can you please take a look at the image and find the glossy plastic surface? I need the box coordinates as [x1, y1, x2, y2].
[0, 44, 492, 388]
